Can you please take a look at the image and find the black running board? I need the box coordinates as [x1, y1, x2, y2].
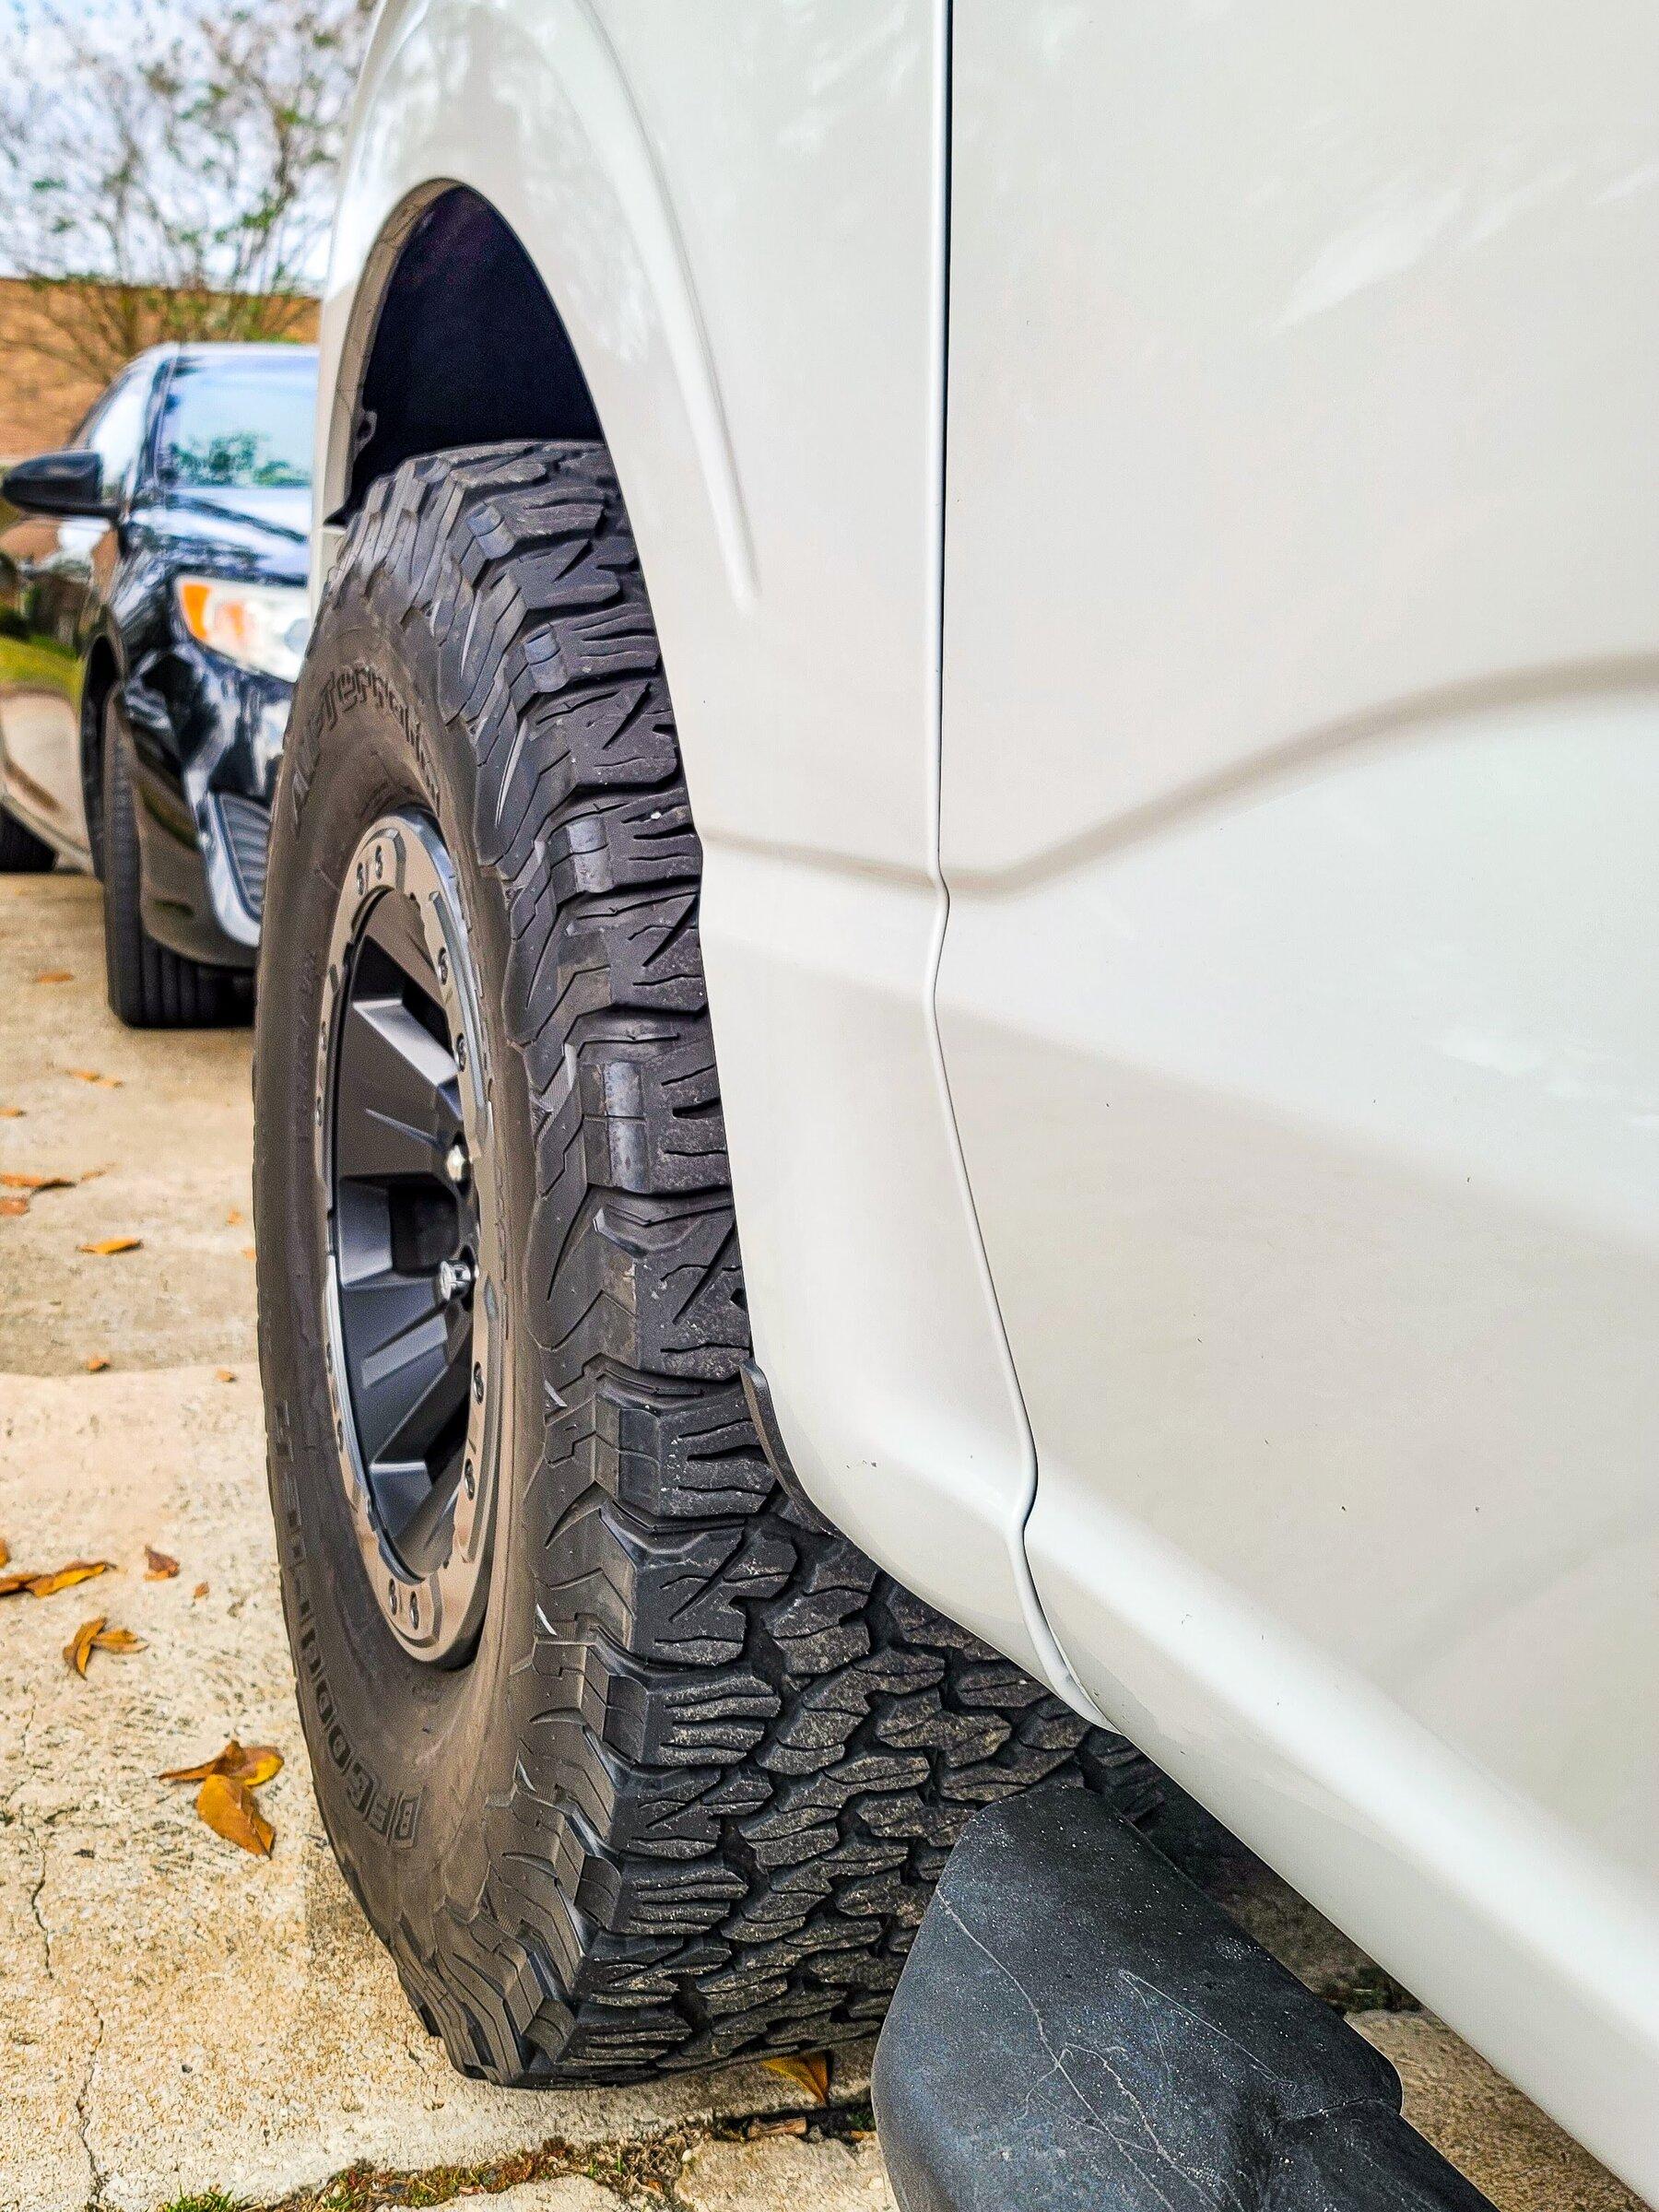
[872, 1783, 1499, 2211]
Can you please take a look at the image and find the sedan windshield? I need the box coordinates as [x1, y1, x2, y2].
[156, 354, 317, 491]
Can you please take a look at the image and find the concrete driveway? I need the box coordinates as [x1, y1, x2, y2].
[0, 871, 1643, 2212]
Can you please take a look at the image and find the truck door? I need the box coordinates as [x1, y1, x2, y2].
[938, 0, 1659, 2177]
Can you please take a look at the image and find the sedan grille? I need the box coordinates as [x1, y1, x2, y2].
[218, 793, 272, 924]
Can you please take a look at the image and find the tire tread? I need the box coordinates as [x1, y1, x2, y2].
[101, 701, 239, 1029]
[286, 441, 1159, 2086]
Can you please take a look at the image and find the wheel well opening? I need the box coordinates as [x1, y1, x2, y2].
[345, 186, 601, 516]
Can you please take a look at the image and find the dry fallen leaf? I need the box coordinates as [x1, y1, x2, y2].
[226, 1206, 243, 1226]
[194, 1772, 275, 1857]
[144, 1546, 180, 1580]
[192, 1580, 209, 1600]
[91, 1625, 145, 1654]
[761, 2053, 831, 2104]
[78, 1236, 141, 1256]
[241, 1244, 256, 1261]
[0, 1536, 8, 1568]
[159, 1747, 228, 1783]
[1, 1196, 28, 1218]
[0, 1105, 24, 1118]
[214, 1367, 236, 1383]
[32, 969, 73, 985]
[750, 2117, 810, 2139]
[0, 1171, 73, 1192]
[230, 1747, 283, 1787]
[0, 1571, 34, 1596]
[66, 1068, 122, 1088]
[65, 1620, 146, 1674]
[161, 1738, 283, 1788]
[28, 1559, 115, 1597]
[84, 1354, 111, 1374]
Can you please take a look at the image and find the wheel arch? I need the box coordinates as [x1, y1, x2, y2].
[329, 184, 601, 522]
[318, 5, 755, 609]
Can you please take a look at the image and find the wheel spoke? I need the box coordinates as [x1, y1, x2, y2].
[373, 1322, 469, 1473]
[391, 1453, 463, 1570]
[334, 995, 461, 1185]
[362, 888, 440, 994]
[368, 1460, 442, 1553]
[338, 1266, 465, 1470]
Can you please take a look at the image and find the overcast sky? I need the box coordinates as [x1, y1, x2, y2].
[5, 0, 121, 78]
[1, 0, 342, 288]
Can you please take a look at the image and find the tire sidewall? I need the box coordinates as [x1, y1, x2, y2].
[256, 600, 546, 1945]
[101, 694, 141, 1006]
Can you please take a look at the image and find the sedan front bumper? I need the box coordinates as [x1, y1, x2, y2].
[122, 645, 287, 969]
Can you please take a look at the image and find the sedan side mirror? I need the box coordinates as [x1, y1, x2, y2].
[1, 449, 116, 521]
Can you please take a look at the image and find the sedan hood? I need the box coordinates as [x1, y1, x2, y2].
[138, 486, 312, 581]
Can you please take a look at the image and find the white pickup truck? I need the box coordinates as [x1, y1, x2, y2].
[250, 6, 1659, 2202]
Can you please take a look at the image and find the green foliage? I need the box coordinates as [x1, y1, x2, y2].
[163, 431, 308, 490]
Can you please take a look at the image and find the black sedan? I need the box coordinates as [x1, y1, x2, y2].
[0, 342, 316, 1025]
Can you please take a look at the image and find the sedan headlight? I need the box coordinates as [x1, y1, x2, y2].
[176, 577, 310, 684]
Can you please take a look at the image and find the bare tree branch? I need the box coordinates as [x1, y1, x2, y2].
[0, 0, 371, 387]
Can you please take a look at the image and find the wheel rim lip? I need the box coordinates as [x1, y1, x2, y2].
[315, 809, 504, 1667]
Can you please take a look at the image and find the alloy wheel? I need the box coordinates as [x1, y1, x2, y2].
[315, 811, 504, 1665]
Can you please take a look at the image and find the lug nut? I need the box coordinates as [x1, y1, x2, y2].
[444, 1138, 469, 1186]
[437, 1256, 475, 1303]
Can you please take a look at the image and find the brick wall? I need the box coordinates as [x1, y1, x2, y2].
[0, 278, 320, 463]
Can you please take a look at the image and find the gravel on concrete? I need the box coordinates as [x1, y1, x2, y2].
[0, 869, 1642, 2212]
[471, 2186, 629, 2212]
[0, 877, 870, 2212]
[0, 874, 259, 1378]
[0, 1367, 870, 2212]
[675, 2136, 894, 2212]
[1355, 2015, 1647, 2212]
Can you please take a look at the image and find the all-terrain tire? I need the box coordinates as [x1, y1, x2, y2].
[101, 692, 240, 1028]
[0, 803, 54, 872]
[253, 439, 1158, 2088]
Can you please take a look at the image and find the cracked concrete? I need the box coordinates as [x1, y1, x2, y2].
[0, 1371, 874, 2211]
[676, 2135, 893, 2210]
[0, 878, 870, 2212]
[0, 871, 1643, 2212]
